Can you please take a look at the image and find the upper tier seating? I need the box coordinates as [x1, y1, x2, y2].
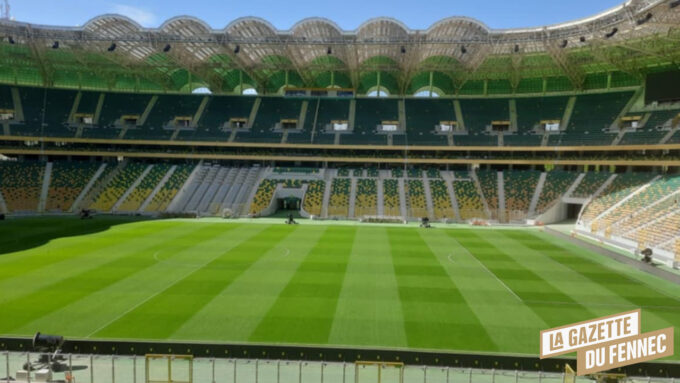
[404, 99, 454, 146]
[345, 98, 397, 145]
[618, 110, 679, 145]
[582, 173, 655, 224]
[430, 180, 454, 219]
[383, 179, 401, 216]
[188, 96, 256, 141]
[506, 96, 569, 146]
[90, 163, 147, 212]
[302, 180, 325, 216]
[4, 84, 675, 148]
[303, 99, 350, 145]
[504, 171, 541, 220]
[238, 98, 302, 143]
[145, 164, 193, 212]
[46, 162, 101, 212]
[328, 178, 351, 216]
[355, 179, 377, 217]
[0, 162, 44, 212]
[572, 172, 611, 198]
[117, 164, 172, 211]
[548, 92, 633, 146]
[406, 180, 428, 218]
[535, 171, 579, 214]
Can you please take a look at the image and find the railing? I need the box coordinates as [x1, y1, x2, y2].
[0, 351, 636, 383]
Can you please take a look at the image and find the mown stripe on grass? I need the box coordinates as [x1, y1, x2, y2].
[0, 220, 186, 305]
[170, 224, 328, 342]
[417, 229, 549, 353]
[11, 222, 252, 337]
[248, 226, 357, 345]
[92, 224, 295, 339]
[507, 231, 680, 335]
[387, 228, 497, 351]
[0, 222, 219, 334]
[328, 226, 408, 348]
[448, 230, 597, 328]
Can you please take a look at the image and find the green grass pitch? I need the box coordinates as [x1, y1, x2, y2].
[0, 216, 678, 359]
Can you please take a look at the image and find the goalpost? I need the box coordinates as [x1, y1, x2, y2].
[354, 361, 404, 383]
[145, 354, 193, 383]
[564, 364, 576, 383]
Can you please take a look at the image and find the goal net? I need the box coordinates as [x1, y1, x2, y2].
[145, 354, 193, 383]
[354, 361, 404, 383]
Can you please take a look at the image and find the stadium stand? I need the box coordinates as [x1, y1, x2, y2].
[477, 171, 499, 216]
[144, 164, 193, 213]
[406, 180, 428, 218]
[188, 95, 256, 141]
[328, 178, 351, 216]
[345, 98, 397, 145]
[117, 164, 172, 211]
[581, 173, 655, 225]
[0, 162, 44, 212]
[249, 179, 279, 215]
[453, 176, 487, 220]
[534, 171, 579, 214]
[354, 178, 377, 217]
[46, 162, 101, 212]
[404, 99, 453, 146]
[383, 179, 401, 217]
[571, 172, 611, 198]
[239, 97, 302, 143]
[90, 162, 147, 212]
[306, 99, 350, 145]
[549, 92, 633, 146]
[593, 176, 680, 229]
[430, 179, 455, 219]
[90, 92, 152, 138]
[302, 180, 325, 216]
[504, 170, 541, 221]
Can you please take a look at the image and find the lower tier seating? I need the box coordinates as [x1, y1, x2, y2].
[0, 162, 45, 212]
[90, 163, 148, 212]
[354, 179, 377, 217]
[328, 178, 351, 217]
[302, 180, 325, 216]
[383, 179, 401, 217]
[118, 164, 172, 212]
[145, 165, 194, 212]
[46, 162, 101, 212]
[430, 180, 454, 219]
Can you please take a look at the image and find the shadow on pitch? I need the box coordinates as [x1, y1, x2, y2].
[0, 215, 152, 256]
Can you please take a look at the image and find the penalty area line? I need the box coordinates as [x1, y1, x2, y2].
[448, 237, 524, 303]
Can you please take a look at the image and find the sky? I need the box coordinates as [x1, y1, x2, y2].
[9, 0, 625, 30]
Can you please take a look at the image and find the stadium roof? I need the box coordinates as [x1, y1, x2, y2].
[0, 0, 679, 95]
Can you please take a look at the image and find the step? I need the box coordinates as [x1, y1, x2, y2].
[112, 165, 154, 212]
[139, 165, 176, 213]
[38, 162, 53, 213]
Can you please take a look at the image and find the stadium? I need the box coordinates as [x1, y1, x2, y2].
[0, 0, 680, 381]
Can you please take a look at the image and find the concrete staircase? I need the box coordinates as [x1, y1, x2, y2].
[112, 165, 153, 212]
[70, 163, 107, 212]
[77, 161, 126, 211]
[37, 162, 53, 213]
[210, 168, 238, 214]
[348, 177, 357, 218]
[376, 173, 385, 216]
[185, 165, 220, 212]
[470, 171, 492, 219]
[423, 179, 435, 219]
[443, 172, 462, 221]
[139, 165, 176, 213]
[397, 178, 408, 219]
[234, 167, 262, 216]
[198, 167, 229, 213]
[321, 170, 334, 218]
[497, 171, 506, 222]
[166, 163, 202, 212]
[528, 172, 547, 217]
[0, 190, 8, 214]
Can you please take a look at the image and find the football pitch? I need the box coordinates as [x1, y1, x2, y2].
[0, 216, 678, 360]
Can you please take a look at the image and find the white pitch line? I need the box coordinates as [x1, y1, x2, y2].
[279, 247, 290, 257]
[86, 248, 233, 338]
[447, 253, 456, 263]
[449, 237, 523, 303]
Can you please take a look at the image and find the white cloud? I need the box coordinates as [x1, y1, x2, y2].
[110, 4, 157, 27]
